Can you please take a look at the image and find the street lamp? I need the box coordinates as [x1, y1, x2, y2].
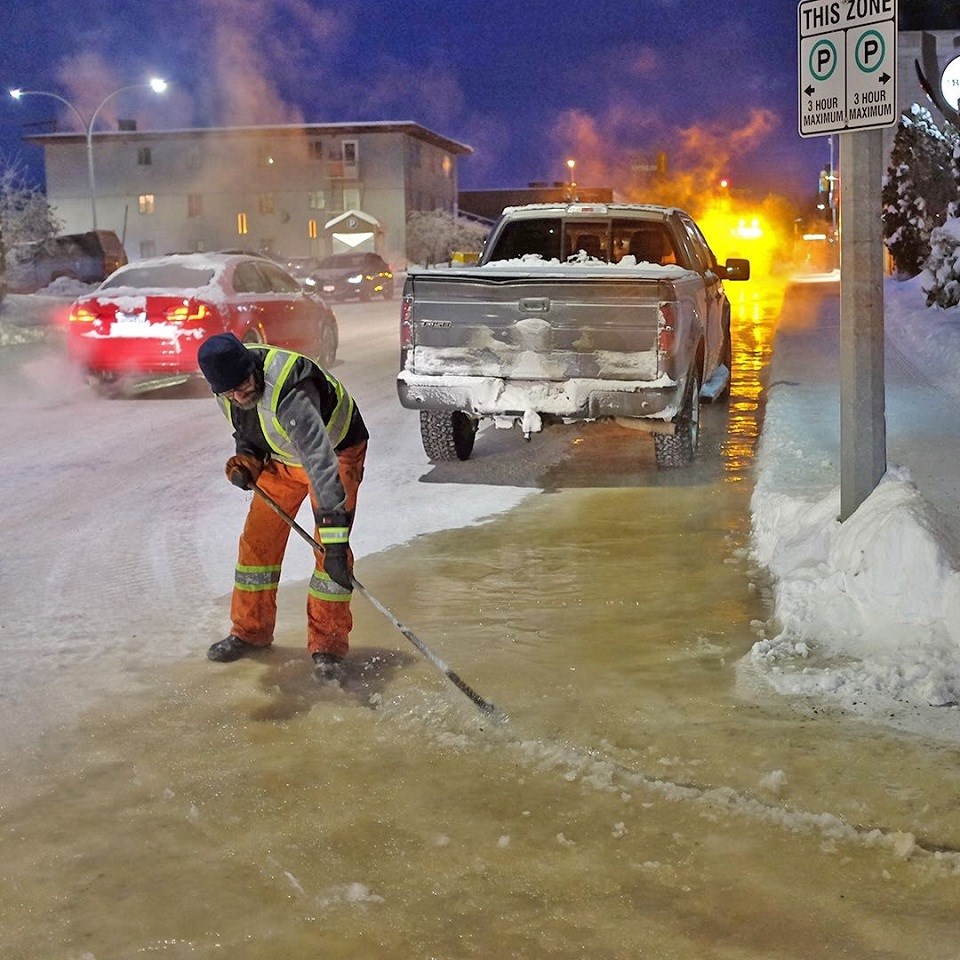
[10, 78, 168, 232]
[565, 158, 576, 200]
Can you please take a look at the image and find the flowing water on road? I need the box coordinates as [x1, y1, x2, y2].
[2, 281, 960, 959]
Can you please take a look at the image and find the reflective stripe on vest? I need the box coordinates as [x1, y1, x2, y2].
[216, 344, 354, 464]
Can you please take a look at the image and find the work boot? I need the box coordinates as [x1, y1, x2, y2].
[207, 634, 257, 662]
[312, 652, 345, 683]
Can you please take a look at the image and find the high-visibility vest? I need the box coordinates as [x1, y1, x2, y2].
[217, 345, 354, 465]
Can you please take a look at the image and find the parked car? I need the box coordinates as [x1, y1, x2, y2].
[310, 252, 394, 301]
[66, 252, 339, 396]
[282, 256, 323, 283]
[5, 230, 127, 293]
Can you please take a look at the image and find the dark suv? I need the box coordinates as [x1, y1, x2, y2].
[310, 252, 394, 301]
[5, 230, 128, 293]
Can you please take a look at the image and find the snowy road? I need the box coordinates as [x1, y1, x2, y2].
[0, 297, 531, 748]
[2, 284, 959, 958]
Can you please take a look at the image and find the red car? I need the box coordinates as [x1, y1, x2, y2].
[66, 252, 339, 395]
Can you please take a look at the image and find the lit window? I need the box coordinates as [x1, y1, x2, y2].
[308, 219, 318, 239]
[237, 212, 248, 235]
[139, 194, 155, 215]
[137, 147, 152, 166]
[188, 193, 203, 218]
[343, 187, 360, 211]
[258, 193, 275, 215]
[309, 190, 326, 210]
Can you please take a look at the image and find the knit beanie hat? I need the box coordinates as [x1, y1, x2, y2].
[197, 333, 256, 393]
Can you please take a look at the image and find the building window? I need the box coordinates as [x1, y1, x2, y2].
[188, 193, 203, 218]
[328, 139, 359, 178]
[186, 149, 201, 171]
[137, 147, 152, 166]
[140, 240, 156, 258]
[309, 190, 326, 210]
[310, 139, 323, 160]
[258, 193, 275, 215]
[191, 239, 206, 253]
[237, 212, 248, 235]
[139, 194, 155, 215]
[343, 187, 360, 211]
[308, 219, 318, 239]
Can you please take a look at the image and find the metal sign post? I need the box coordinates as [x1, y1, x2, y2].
[797, 0, 898, 520]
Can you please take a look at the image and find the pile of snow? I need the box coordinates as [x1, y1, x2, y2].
[36, 276, 97, 298]
[748, 275, 960, 728]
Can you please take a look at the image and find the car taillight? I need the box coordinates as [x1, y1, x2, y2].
[68, 305, 98, 323]
[657, 302, 676, 358]
[165, 302, 210, 323]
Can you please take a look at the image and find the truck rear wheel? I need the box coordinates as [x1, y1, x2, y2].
[420, 410, 478, 462]
[654, 370, 700, 468]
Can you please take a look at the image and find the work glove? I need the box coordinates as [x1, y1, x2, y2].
[226, 454, 264, 490]
[316, 511, 353, 591]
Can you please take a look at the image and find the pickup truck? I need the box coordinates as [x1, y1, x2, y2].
[397, 202, 750, 467]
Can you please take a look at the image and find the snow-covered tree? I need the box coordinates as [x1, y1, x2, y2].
[406, 210, 488, 267]
[0, 156, 61, 272]
[922, 215, 960, 307]
[881, 105, 958, 279]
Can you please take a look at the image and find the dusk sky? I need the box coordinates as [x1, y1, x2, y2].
[2, 0, 833, 205]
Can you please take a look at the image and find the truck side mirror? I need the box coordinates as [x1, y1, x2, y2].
[723, 258, 750, 281]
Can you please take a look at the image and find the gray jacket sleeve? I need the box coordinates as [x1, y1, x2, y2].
[277, 380, 346, 516]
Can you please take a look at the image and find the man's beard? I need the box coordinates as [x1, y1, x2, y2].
[233, 389, 262, 410]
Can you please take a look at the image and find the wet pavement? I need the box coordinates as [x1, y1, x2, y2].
[2, 280, 960, 959]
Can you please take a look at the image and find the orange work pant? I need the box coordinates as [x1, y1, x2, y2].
[230, 441, 366, 657]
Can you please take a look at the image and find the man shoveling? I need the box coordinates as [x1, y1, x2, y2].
[197, 332, 368, 682]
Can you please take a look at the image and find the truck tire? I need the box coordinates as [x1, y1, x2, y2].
[716, 315, 733, 403]
[654, 369, 700, 468]
[420, 410, 478, 461]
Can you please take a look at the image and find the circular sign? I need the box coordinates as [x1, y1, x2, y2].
[942, 55, 960, 111]
[809, 38, 838, 81]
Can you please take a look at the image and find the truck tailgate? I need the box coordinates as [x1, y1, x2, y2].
[405, 271, 674, 381]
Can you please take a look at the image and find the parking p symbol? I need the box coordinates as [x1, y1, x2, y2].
[856, 29, 885, 73]
[810, 38, 838, 81]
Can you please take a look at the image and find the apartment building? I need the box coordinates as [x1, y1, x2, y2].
[27, 121, 472, 267]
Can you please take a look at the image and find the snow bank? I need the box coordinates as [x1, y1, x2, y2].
[751, 468, 960, 708]
[748, 275, 960, 721]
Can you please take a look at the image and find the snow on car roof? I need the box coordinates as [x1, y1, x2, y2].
[88, 253, 245, 305]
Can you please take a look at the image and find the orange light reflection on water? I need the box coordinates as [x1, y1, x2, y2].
[721, 274, 787, 482]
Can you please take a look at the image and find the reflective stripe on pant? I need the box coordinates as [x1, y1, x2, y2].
[230, 441, 366, 657]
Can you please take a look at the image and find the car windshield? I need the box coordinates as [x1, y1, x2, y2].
[100, 264, 216, 290]
[318, 254, 365, 270]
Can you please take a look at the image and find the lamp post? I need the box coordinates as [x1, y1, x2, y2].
[10, 78, 168, 232]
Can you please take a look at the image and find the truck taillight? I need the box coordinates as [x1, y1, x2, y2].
[657, 302, 676, 357]
[400, 296, 413, 347]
